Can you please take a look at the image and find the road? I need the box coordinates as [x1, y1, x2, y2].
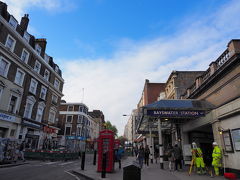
[0, 160, 83, 180]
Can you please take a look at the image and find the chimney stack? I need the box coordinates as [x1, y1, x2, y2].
[0, 2, 7, 18]
[20, 14, 29, 32]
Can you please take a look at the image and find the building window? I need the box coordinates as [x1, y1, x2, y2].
[48, 107, 57, 123]
[34, 60, 41, 73]
[68, 105, 74, 111]
[65, 127, 71, 136]
[79, 106, 83, 112]
[54, 78, 60, 90]
[78, 115, 83, 123]
[35, 44, 42, 55]
[29, 78, 38, 94]
[52, 94, 58, 105]
[14, 68, 25, 86]
[23, 31, 30, 42]
[40, 86, 47, 100]
[9, 16, 18, 29]
[77, 127, 81, 136]
[66, 115, 73, 123]
[43, 69, 50, 81]
[5, 34, 16, 52]
[10, 129, 15, 137]
[0, 57, 10, 77]
[36, 105, 44, 122]
[8, 95, 18, 113]
[20, 49, 29, 63]
[23, 97, 36, 119]
[44, 54, 50, 63]
[55, 65, 59, 73]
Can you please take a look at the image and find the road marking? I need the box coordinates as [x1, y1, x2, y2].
[65, 171, 81, 180]
[45, 162, 59, 165]
[59, 161, 74, 166]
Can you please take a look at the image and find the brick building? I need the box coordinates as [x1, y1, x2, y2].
[0, 2, 64, 150]
[180, 39, 240, 174]
[58, 102, 100, 151]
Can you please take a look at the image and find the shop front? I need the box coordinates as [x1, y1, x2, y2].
[137, 99, 215, 168]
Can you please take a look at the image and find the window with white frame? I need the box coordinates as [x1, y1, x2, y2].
[23, 96, 36, 119]
[8, 95, 18, 113]
[77, 126, 81, 136]
[66, 115, 73, 123]
[55, 65, 59, 72]
[67, 105, 74, 111]
[78, 115, 83, 124]
[34, 60, 41, 73]
[44, 69, 50, 81]
[9, 16, 18, 29]
[35, 44, 42, 55]
[14, 68, 25, 86]
[5, 34, 16, 52]
[48, 108, 56, 123]
[52, 94, 58, 104]
[29, 78, 38, 94]
[40, 86, 47, 100]
[65, 126, 71, 136]
[20, 49, 29, 63]
[54, 78, 60, 90]
[35, 103, 45, 122]
[23, 31, 30, 42]
[0, 57, 10, 77]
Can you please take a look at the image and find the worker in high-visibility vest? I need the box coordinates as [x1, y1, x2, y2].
[191, 142, 206, 174]
[212, 142, 222, 176]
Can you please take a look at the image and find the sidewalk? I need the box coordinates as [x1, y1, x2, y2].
[72, 155, 226, 180]
[0, 161, 28, 168]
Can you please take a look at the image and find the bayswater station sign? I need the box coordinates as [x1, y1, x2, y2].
[147, 110, 205, 118]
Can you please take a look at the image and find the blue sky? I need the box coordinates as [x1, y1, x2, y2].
[4, 0, 240, 135]
[14, 0, 227, 59]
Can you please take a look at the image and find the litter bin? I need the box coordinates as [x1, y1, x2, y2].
[123, 162, 141, 180]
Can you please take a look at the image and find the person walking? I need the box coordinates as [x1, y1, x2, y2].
[167, 144, 175, 171]
[144, 145, 150, 167]
[191, 142, 206, 175]
[212, 142, 222, 177]
[173, 143, 182, 171]
[19, 141, 25, 162]
[137, 145, 144, 168]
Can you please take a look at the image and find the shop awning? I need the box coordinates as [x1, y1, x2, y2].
[137, 99, 215, 134]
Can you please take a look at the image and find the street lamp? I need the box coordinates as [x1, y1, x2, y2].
[123, 114, 134, 156]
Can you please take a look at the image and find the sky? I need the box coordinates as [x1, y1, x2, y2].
[3, 0, 240, 135]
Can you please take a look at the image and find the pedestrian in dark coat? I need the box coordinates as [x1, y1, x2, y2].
[144, 145, 150, 167]
[137, 145, 144, 168]
[173, 144, 182, 171]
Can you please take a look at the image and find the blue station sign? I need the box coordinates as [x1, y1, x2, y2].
[147, 110, 205, 117]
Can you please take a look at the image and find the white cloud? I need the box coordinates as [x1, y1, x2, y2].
[60, 0, 240, 135]
[2, 0, 76, 21]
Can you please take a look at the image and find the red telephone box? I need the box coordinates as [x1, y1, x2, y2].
[114, 139, 120, 149]
[97, 130, 115, 172]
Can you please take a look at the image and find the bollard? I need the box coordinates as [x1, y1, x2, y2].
[101, 152, 107, 178]
[93, 150, 97, 165]
[81, 151, 85, 170]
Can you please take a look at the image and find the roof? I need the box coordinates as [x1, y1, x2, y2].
[143, 99, 215, 111]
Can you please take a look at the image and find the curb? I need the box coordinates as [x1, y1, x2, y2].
[71, 170, 95, 180]
[0, 162, 29, 168]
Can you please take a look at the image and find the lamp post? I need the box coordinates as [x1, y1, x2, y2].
[123, 114, 134, 156]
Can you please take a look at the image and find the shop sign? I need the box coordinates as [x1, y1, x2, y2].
[22, 120, 41, 128]
[0, 112, 16, 123]
[66, 136, 86, 140]
[147, 110, 205, 117]
[43, 126, 56, 134]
